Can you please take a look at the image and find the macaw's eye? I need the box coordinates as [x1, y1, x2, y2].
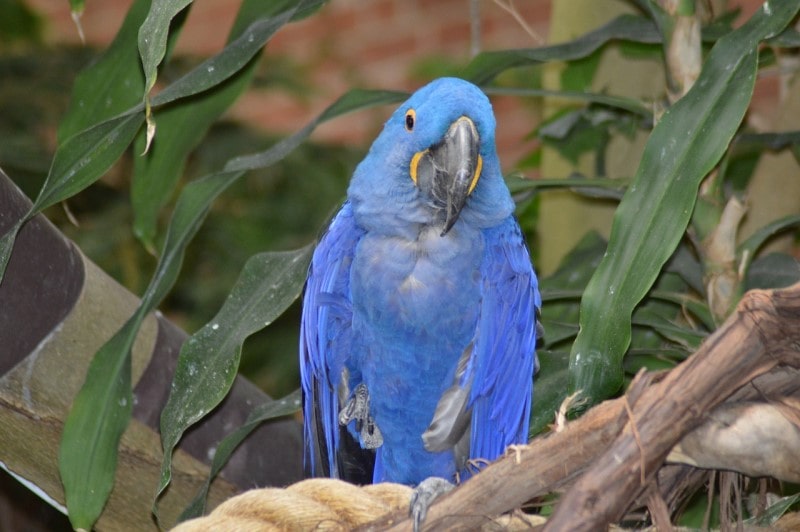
[405, 109, 416, 131]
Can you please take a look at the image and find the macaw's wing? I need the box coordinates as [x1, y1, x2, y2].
[300, 201, 373, 482]
[467, 217, 541, 467]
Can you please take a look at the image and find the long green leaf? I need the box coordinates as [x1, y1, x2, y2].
[567, 1, 800, 403]
[177, 389, 302, 521]
[738, 214, 800, 277]
[132, 0, 318, 247]
[632, 307, 705, 350]
[734, 130, 800, 151]
[745, 252, 800, 291]
[746, 494, 800, 526]
[506, 175, 630, 195]
[649, 290, 714, 330]
[485, 87, 651, 118]
[463, 14, 662, 85]
[155, 246, 312, 518]
[59, 313, 142, 530]
[58, 0, 149, 143]
[0, 111, 144, 283]
[530, 232, 606, 435]
[138, 0, 193, 96]
[149, 4, 307, 108]
[224, 89, 407, 172]
[34, 112, 145, 213]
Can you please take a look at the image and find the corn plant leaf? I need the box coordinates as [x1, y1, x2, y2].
[0, 111, 144, 282]
[59, 311, 143, 530]
[131, 0, 321, 247]
[58, 0, 150, 143]
[138, 0, 193, 96]
[177, 389, 302, 521]
[463, 14, 662, 85]
[567, 1, 800, 403]
[155, 246, 313, 518]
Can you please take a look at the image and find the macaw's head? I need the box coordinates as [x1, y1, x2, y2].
[349, 77, 514, 237]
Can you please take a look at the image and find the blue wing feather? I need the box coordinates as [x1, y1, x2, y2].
[300, 201, 364, 478]
[467, 217, 539, 468]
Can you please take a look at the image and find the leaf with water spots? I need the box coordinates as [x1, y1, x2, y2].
[58, 0, 151, 143]
[176, 388, 303, 521]
[567, 1, 800, 403]
[155, 246, 312, 520]
[131, 0, 323, 248]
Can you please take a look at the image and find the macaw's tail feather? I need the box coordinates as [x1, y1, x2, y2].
[336, 424, 376, 484]
[304, 381, 376, 483]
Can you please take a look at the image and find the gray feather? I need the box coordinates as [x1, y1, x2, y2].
[422, 346, 473, 453]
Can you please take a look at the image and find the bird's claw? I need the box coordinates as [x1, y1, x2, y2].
[339, 383, 383, 449]
[410, 476, 454, 532]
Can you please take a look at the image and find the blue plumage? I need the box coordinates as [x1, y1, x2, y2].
[300, 77, 540, 486]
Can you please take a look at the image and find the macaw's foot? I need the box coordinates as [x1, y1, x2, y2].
[338, 382, 383, 449]
[410, 476, 454, 531]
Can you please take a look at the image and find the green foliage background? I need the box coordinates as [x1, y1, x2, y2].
[1, 0, 799, 529]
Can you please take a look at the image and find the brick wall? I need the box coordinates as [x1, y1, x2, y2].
[27, 0, 768, 165]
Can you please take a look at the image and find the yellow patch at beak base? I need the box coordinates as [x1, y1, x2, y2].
[410, 150, 427, 185]
[469, 155, 482, 194]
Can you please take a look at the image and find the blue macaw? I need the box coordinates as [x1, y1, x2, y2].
[300, 78, 540, 492]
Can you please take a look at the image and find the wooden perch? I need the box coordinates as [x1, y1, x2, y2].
[363, 283, 800, 531]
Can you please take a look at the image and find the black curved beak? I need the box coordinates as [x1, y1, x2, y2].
[412, 117, 482, 235]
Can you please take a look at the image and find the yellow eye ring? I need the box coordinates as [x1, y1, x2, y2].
[405, 109, 416, 131]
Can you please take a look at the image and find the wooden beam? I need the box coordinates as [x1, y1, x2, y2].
[0, 168, 303, 530]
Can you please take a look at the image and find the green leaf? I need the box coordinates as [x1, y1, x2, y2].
[568, 1, 800, 403]
[649, 290, 714, 330]
[530, 351, 570, 436]
[58, 169, 244, 528]
[506, 174, 630, 197]
[663, 242, 705, 295]
[58, 0, 150, 143]
[34, 112, 145, 214]
[225, 89, 407, 172]
[148, 2, 321, 108]
[132, 0, 316, 247]
[177, 389, 302, 521]
[138, 0, 193, 97]
[59, 314, 143, 530]
[632, 307, 705, 350]
[768, 26, 800, 48]
[0, 219, 24, 287]
[0, 111, 144, 282]
[463, 14, 662, 85]
[155, 246, 312, 518]
[530, 233, 606, 435]
[745, 253, 800, 291]
[485, 87, 651, 118]
[623, 349, 685, 373]
[745, 493, 800, 526]
[735, 130, 800, 151]
[738, 214, 800, 275]
[539, 231, 607, 350]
